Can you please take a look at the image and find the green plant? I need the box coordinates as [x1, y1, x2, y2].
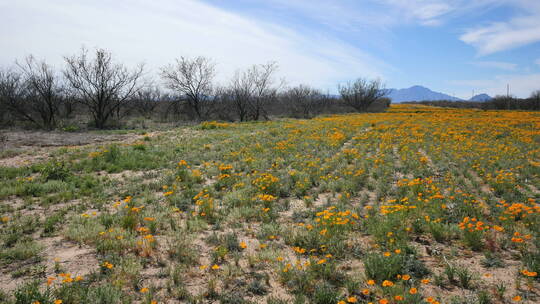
[13, 280, 53, 304]
[476, 290, 491, 304]
[40, 160, 71, 181]
[456, 266, 475, 289]
[444, 263, 457, 284]
[481, 252, 505, 268]
[311, 283, 339, 304]
[167, 235, 198, 265]
[364, 252, 404, 282]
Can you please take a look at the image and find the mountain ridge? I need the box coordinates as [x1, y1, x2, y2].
[385, 85, 461, 103]
[469, 93, 492, 102]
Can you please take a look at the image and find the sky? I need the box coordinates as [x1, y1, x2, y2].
[1, 0, 540, 99]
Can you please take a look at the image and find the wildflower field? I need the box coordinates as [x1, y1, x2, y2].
[0, 105, 539, 304]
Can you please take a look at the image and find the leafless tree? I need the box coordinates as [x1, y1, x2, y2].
[222, 62, 281, 121]
[0, 68, 35, 126]
[490, 95, 514, 110]
[229, 69, 255, 122]
[16, 56, 63, 129]
[63, 47, 144, 129]
[210, 86, 236, 121]
[338, 78, 386, 112]
[130, 84, 162, 119]
[160, 56, 216, 120]
[282, 85, 325, 118]
[530, 90, 540, 110]
[248, 62, 280, 121]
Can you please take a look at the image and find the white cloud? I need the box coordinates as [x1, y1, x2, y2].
[265, 0, 456, 28]
[450, 73, 540, 97]
[470, 61, 517, 71]
[460, 0, 540, 55]
[0, 0, 390, 91]
[381, 0, 454, 25]
[461, 16, 540, 55]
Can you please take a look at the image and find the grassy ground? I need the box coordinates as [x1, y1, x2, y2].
[0, 105, 539, 304]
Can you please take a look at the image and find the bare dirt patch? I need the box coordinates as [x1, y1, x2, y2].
[41, 236, 99, 279]
[0, 130, 156, 167]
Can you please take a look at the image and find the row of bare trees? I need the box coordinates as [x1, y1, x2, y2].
[0, 56, 64, 130]
[0, 47, 389, 129]
[404, 92, 540, 111]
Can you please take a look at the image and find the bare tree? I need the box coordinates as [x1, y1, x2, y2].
[338, 78, 386, 112]
[0, 69, 30, 125]
[248, 62, 280, 121]
[160, 56, 215, 120]
[282, 85, 325, 118]
[221, 62, 281, 121]
[229, 69, 254, 122]
[16, 56, 63, 129]
[530, 90, 540, 110]
[63, 47, 144, 129]
[130, 84, 162, 119]
[490, 95, 514, 110]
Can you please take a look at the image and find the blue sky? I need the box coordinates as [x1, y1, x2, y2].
[1, 0, 539, 98]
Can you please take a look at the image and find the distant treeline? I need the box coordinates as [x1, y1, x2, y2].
[403, 94, 540, 111]
[0, 47, 390, 130]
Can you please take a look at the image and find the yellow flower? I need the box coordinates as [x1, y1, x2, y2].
[47, 277, 56, 286]
[240, 241, 247, 249]
[402, 274, 410, 280]
[367, 279, 376, 285]
[521, 269, 538, 277]
[382, 280, 394, 287]
[493, 225, 504, 232]
[199, 265, 208, 270]
[409, 287, 417, 294]
[54, 300, 62, 304]
[211, 264, 220, 270]
[140, 287, 149, 293]
[347, 296, 357, 303]
[512, 295, 521, 302]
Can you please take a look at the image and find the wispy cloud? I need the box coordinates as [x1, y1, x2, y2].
[461, 16, 540, 55]
[470, 61, 517, 71]
[460, 1, 540, 55]
[0, 0, 390, 90]
[536, 58, 540, 66]
[381, 0, 454, 26]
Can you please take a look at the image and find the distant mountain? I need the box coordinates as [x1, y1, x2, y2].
[469, 94, 492, 102]
[385, 85, 462, 103]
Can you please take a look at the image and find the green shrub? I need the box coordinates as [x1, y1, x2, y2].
[40, 160, 72, 181]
